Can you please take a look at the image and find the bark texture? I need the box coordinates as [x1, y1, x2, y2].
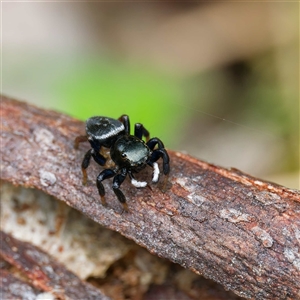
[1, 95, 300, 299]
[0, 231, 110, 300]
[0, 269, 42, 300]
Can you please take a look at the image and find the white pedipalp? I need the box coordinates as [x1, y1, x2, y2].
[131, 178, 147, 188]
[152, 162, 160, 183]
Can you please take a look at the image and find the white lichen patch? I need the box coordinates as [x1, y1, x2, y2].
[176, 177, 188, 188]
[284, 247, 300, 271]
[33, 128, 61, 152]
[39, 170, 57, 187]
[8, 282, 37, 300]
[187, 193, 206, 207]
[282, 226, 300, 246]
[33, 128, 54, 145]
[251, 226, 273, 248]
[284, 247, 296, 262]
[176, 177, 206, 207]
[292, 224, 300, 245]
[176, 177, 197, 193]
[191, 175, 205, 183]
[36, 292, 56, 300]
[254, 180, 264, 186]
[220, 208, 253, 223]
[254, 191, 281, 205]
[252, 262, 264, 276]
[254, 191, 288, 212]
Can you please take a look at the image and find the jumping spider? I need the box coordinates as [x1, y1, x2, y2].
[75, 115, 170, 211]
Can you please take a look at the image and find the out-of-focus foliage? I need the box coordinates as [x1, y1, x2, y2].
[55, 60, 185, 144]
[2, 2, 298, 188]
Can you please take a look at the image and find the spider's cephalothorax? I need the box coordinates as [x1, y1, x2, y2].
[75, 115, 170, 211]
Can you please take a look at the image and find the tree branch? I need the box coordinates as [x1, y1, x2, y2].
[1, 95, 300, 299]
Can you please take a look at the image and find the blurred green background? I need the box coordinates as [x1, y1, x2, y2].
[2, 2, 299, 188]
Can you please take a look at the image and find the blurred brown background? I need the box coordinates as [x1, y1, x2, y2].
[2, 2, 299, 188]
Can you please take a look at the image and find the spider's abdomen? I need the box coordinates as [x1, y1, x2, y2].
[86, 116, 125, 148]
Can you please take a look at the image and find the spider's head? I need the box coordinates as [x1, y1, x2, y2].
[111, 135, 150, 170]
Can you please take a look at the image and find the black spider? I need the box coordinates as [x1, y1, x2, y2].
[75, 115, 170, 211]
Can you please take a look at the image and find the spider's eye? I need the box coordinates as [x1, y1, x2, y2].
[121, 153, 127, 158]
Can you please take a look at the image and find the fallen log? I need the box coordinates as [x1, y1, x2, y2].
[1, 95, 300, 299]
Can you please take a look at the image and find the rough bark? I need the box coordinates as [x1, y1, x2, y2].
[1, 95, 300, 299]
[0, 231, 110, 300]
[0, 269, 42, 300]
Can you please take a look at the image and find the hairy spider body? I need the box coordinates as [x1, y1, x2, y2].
[75, 115, 170, 210]
[86, 117, 125, 148]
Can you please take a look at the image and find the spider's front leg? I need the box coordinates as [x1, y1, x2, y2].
[134, 123, 150, 142]
[112, 168, 129, 211]
[147, 138, 170, 189]
[118, 114, 130, 134]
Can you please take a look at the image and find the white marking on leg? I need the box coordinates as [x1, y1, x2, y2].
[152, 162, 160, 183]
[131, 178, 147, 188]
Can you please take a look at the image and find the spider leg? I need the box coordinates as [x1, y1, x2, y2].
[147, 150, 170, 182]
[134, 123, 150, 142]
[118, 115, 130, 134]
[147, 138, 170, 191]
[91, 150, 106, 166]
[148, 150, 170, 191]
[96, 169, 116, 206]
[88, 138, 101, 153]
[147, 138, 170, 175]
[81, 149, 92, 185]
[74, 135, 88, 149]
[80, 144, 106, 186]
[112, 168, 129, 211]
[152, 162, 160, 183]
[147, 137, 164, 150]
[87, 138, 107, 166]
